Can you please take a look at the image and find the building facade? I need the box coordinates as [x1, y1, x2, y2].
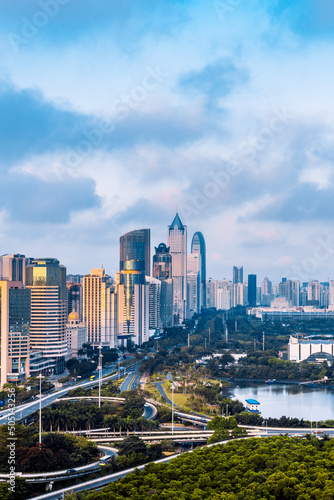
[0, 281, 31, 388]
[248, 274, 257, 307]
[191, 232, 206, 309]
[120, 229, 151, 277]
[0, 254, 32, 285]
[83, 268, 116, 348]
[168, 213, 187, 323]
[66, 310, 87, 358]
[26, 258, 67, 375]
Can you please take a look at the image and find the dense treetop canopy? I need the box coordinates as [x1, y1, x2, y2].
[82, 436, 334, 500]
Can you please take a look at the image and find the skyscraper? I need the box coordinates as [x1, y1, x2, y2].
[83, 268, 116, 348]
[233, 266, 243, 284]
[191, 232, 206, 310]
[120, 229, 151, 277]
[0, 281, 31, 388]
[67, 282, 83, 320]
[187, 253, 201, 317]
[153, 243, 173, 327]
[168, 213, 187, 323]
[0, 254, 33, 285]
[26, 258, 67, 375]
[153, 243, 172, 280]
[117, 229, 150, 346]
[248, 274, 257, 307]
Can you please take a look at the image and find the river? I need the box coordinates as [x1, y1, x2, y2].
[231, 382, 334, 421]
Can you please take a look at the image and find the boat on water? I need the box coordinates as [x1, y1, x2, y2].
[265, 379, 277, 384]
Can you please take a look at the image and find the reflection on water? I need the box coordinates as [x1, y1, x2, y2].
[231, 383, 334, 420]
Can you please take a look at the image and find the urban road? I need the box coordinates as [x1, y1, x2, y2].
[0, 362, 141, 425]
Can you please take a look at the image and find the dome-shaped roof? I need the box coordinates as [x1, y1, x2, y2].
[68, 310, 80, 322]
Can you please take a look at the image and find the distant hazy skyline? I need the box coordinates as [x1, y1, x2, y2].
[1, 1, 334, 283]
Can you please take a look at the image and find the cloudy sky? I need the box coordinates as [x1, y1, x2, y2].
[1, 0, 334, 284]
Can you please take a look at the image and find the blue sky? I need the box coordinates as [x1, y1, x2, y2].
[1, 0, 334, 283]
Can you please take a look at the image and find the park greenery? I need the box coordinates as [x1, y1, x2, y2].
[70, 435, 334, 500]
[35, 390, 159, 435]
[0, 425, 99, 473]
[140, 311, 334, 396]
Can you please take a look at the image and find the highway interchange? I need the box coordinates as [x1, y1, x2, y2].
[2, 360, 334, 499]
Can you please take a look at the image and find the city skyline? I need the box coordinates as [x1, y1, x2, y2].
[1, 2, 334, 282]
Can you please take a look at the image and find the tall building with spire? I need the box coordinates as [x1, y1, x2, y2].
[167, 213, 187, 324]
[191, 232, 206, 310]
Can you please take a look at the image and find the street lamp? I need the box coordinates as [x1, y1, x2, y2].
[37, 374, 44, 446]
[98, 346, 103, 408]
[171, 383, 174, 435]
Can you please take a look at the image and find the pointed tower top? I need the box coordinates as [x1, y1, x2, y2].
[169, 213, 185, 231]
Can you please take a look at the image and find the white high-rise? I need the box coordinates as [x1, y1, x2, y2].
[83, 268, 117, 348]
[168, 213, 187, 323]
[187, 253, 201, 318]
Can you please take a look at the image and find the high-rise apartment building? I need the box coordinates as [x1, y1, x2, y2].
[233, 266, 243, 284]
[329, 281, 334, 306]
[307, 280, 320, 304]
[168, 213, 187, 323]
[248, 274, 257, 307]
[0, 254, 33, 285]
[191, 232, 206, 309]
[83, 268, 117, 348]
[187, 253, 201, 317]
[0, 281, 31, 388]
[120, 229, 150, 277]
[146, 276, 161, 331]
[26, 258, 67, 375]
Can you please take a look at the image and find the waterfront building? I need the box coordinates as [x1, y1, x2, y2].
[245, 399, 260, 413]
[83, 268, 117, 349]
[26, 258, 67, 375]
[168, 213, 187, 323]
[0, 281, 31, 388]
[191, 232, 206, 309]
[288, 335, 334, 363]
